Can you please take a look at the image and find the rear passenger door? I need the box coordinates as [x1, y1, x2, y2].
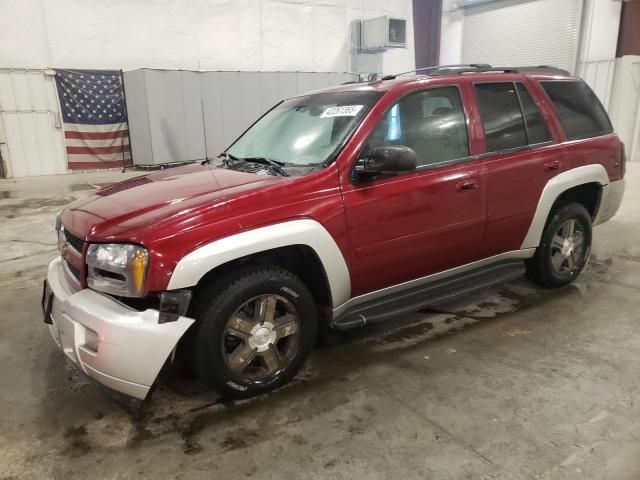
[473, 81, 563, 258]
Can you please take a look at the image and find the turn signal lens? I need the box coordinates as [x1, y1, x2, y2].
[131, 249, 149, 295]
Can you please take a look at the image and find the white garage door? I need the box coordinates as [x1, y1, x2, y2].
[462, 0, 584, 74]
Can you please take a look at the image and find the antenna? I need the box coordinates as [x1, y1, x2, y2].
[201, 99, 211, 164]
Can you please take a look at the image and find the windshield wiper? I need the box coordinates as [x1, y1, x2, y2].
[238, 156, 289, 177]
[203, 152, 288, 177]
[201, 152, 239, 166]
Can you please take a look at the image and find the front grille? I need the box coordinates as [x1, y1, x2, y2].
[61, 226, 84, 283]
[65, 260, 81, 282]
[64, 228, 85, 253]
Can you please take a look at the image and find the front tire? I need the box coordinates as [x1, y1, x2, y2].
[193, 265, 317, 399]
[527, 202, 592, 289]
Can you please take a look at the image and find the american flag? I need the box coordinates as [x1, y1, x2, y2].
[55, 69, 132, 169]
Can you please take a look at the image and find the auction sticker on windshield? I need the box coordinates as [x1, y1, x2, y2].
[321, 105, 364, 118]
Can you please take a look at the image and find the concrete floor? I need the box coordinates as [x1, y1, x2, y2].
[1, 166, 639, 480]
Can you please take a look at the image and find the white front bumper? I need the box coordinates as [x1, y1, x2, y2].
[46, 256, 194, 399]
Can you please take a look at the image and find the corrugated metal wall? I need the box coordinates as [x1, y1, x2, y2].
[609, 56, 640, 163]
[575, 0, 621, 114]
[576, 59, 617, 109]
[0, 69, 68, 177]
[123, 69, 358, 166]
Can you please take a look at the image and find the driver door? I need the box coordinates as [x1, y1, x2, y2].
[341, 85, 487, 296]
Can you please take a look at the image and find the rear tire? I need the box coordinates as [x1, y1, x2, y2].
[193, 265, 317, 399]
[526, 202, 592, 289]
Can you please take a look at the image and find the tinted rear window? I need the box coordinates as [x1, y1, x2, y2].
[475, 82, 527, 152]
[516, 83, 550, 145]
[541, 81, 613, 140]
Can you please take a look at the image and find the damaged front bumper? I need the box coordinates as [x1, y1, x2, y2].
[44, 256, 194, 400]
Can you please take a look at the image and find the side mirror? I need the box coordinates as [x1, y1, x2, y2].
[354, 145, 417, 180]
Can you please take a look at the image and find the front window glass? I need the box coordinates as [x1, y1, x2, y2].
[226, 91, 382, 171]
[363, 86, 470, 170]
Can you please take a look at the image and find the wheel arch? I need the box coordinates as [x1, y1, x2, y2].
[521, 164, 609, 249]
[167, 219, 351, 310]
[549, 182, 602, 220]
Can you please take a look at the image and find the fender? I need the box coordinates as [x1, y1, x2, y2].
[520, 164, 609, 249]
[167, 219, 352, 308]
[593, 178, 625, 226]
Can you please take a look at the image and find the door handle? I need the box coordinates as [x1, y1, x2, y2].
[544, 160, 560, 171]
[456, 179, 478, 192]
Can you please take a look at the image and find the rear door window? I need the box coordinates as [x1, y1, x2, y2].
[541, 81, 613, 140]
[515, 83, 551, 145]
[474, 83, 528, 152]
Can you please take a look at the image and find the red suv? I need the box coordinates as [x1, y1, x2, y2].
[44, 64, 626, 401]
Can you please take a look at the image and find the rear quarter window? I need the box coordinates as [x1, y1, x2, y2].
[541, 81, 613, 140]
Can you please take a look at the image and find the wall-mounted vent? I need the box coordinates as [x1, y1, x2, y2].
[360, 16, 407, 51]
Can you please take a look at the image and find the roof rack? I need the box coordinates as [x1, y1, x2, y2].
[381, 64, 570, 81]
[497, 65, 571, 76]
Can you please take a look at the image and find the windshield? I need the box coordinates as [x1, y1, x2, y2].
[226, 91, 382, 170]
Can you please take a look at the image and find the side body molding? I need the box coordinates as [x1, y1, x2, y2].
[167, 219, 352, 308]
[520, 164, 610, 249]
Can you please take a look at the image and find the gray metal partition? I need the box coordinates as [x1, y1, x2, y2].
[123, 69, 358, 166]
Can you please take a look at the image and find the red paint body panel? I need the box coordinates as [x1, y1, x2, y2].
[63, 163, 350, 294]
[340, 162, 486, 295]
[60, 72, 624, 298]
[480, 143, 563, 257]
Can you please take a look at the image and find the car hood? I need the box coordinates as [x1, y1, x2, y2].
[61, 163, 284, 240]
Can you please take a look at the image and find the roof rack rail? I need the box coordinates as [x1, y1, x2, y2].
[381, 64, 489, 80]
[381, 64, 570, 81]
[494, 65, 571, 76]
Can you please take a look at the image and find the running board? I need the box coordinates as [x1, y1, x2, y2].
[331, 260, 526, 330]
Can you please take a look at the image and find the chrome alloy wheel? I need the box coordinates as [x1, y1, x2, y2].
[549, 219, 586, 275]
[221, 294, 301, 380]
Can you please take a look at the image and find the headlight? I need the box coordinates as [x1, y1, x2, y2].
[86, 244, 149, 297]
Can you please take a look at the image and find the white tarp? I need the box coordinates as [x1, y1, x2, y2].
[0, 0, 414, 74]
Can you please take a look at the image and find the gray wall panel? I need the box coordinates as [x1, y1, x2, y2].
[276, 72, 299, 100]
[146, 70, 189, 164]
[182, 71, 206, 161]
[254, 72, 285, 113]
[297, 72, 331, 93]
[199, 72, 225, 161]
[124, 69, 153, 165]
[329, 72, 354, 86]
[217, 72, 248, 149]
[124, 69, 358, 165]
